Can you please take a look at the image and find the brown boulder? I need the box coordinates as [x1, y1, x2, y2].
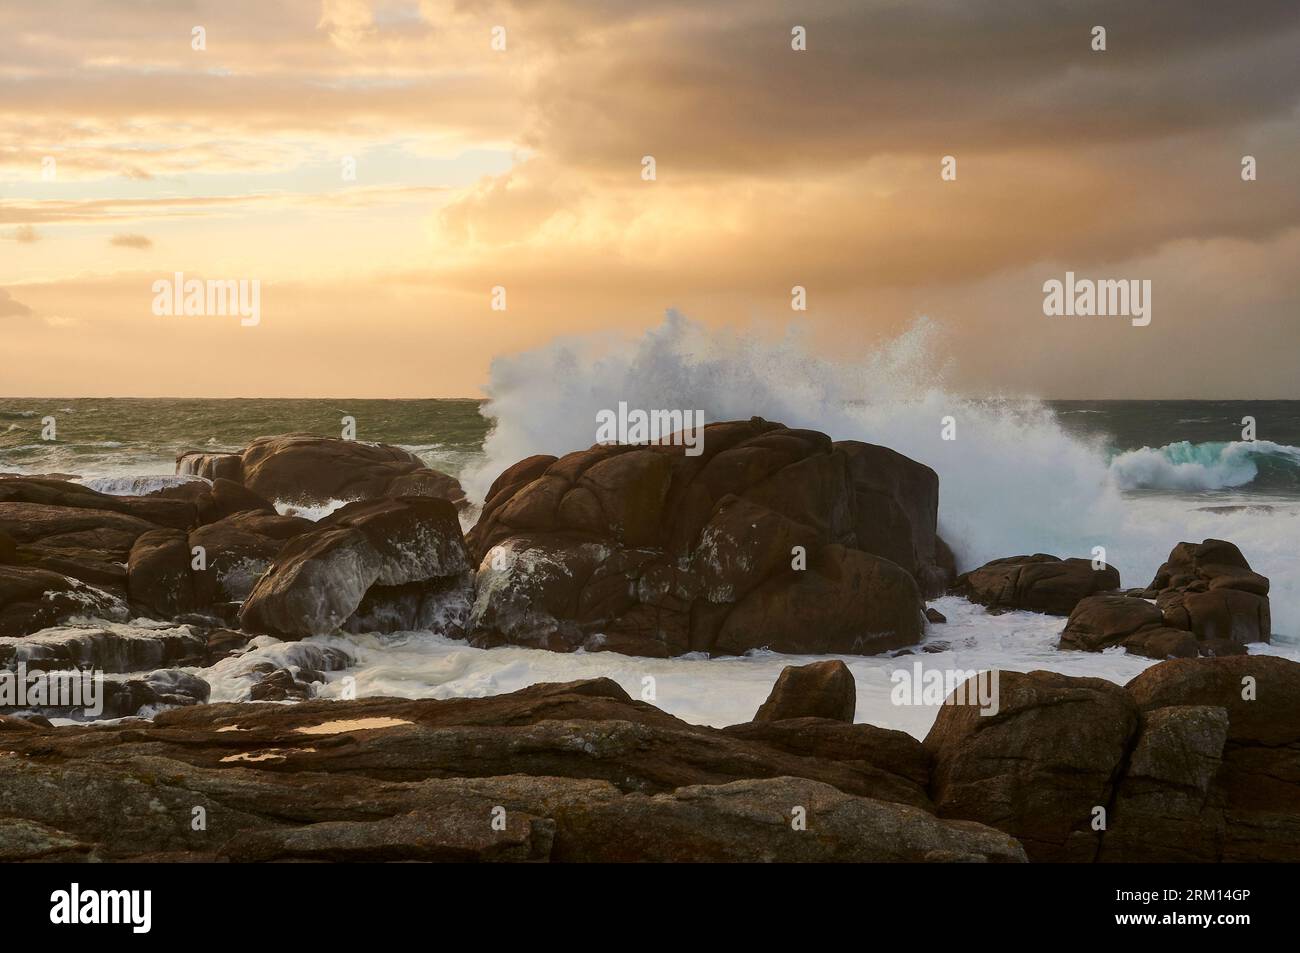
[1056, 594, 1202, 659]
[1098, 705, 1231, 862]
[0, 477, 195, 531]
[181, 434, 467, 509]
[837, 440, 951, 596]
[549, 777, 1024, 863]
[239, 497, 473, 639]
[1146, 539, 1271, 645]
[466, 419, 933, 657]
[754, 660, 857, 723]
[1059, 594, 1165, 652]
[924, 669, 1139, 862]
[0, 498, 159, 596]
[1110, 656, 1300, 861]
[952, 554, 1120, 616]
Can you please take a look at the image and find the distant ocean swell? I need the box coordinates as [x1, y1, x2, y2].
[1108, 440, 1300, 492]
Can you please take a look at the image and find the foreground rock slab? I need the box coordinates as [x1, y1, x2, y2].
[924, 656, 1300, 862]
[0, 678, 1020, 862]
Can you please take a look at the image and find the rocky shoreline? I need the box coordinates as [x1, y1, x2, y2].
[0, 654, 1295, 862]
[0, 421, 1294, 861]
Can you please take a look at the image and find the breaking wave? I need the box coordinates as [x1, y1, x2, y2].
[466, 310, 1300, 638]
[1109, 440, 1300, 492]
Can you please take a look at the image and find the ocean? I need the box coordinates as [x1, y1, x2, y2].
[3, 389, 1298, 735]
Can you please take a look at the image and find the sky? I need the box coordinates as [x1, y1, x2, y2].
[1, 0, 1298, 399]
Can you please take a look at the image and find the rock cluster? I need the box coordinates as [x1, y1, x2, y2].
[465, 419, 951, 657]
[0, 655, 1294, 862]
[1059, 539, 1270, 659]
[925, 655, 1300, 862]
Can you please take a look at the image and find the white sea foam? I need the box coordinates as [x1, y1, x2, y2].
[274, 498, 353, 521]
[195, 597, 1300, 738]
[76, 474, 208, 496]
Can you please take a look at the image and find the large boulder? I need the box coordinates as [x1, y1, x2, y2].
[924, 669, 1139, 862]
[119, 509, 313, 622]
[549, 777, 1024, 863]
[239, 497, 473, 639]
[753, 660, 857, 723]
[1101, 656, 1300, 861]
[465, 419, 933, 657]
[1145, 540, 1271, 646]
[951, 554, 1120, 615]
[178, 434, 466, 509]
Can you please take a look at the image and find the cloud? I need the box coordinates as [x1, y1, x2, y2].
[108, 233, 153, 249]
[318, 0, 377, 49]
[0, 0, 1296, 397]
[0, 289, 34, 318]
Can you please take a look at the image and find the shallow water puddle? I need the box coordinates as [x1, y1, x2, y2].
[220, 747, 316, 763]
[293, 717, 412, 735]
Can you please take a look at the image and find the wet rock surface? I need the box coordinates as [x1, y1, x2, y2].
[0, 656, 1292, 862]
[239, 497, 473, 640]
[177, 434, 467, 510]
[924, 656, 1300, 862]
[0, 676, 1020, 862]
[1059, 540, 1272, 659]
[951, 554, 1121, 616]
[465, 419, 938, 657]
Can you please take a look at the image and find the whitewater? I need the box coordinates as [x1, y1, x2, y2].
[4, 312, 1299, 736]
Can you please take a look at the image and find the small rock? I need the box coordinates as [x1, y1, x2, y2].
[754, 660, 856, 723]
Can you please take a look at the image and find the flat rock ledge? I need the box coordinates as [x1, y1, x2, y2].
[1, 653, 1296, 863]
[0, 676, 1023, 863]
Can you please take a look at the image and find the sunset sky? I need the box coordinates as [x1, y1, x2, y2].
[2, 0, 1298, 398]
